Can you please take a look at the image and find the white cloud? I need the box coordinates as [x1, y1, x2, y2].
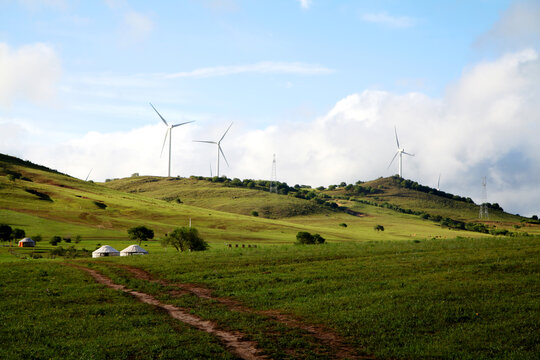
[361, 12, 416, 28]
[0, 43, 61, 107]
[297, 0, 311, 10]
[165, 61, 334, 78]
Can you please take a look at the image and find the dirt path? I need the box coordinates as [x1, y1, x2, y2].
[67, 264, 266, 360]
[116, 264, 373, 360]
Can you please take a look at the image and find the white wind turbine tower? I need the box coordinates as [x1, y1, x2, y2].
[150, 103, 194, 177]
[388, 126, 414, 178]
[194, 123, 233, 177]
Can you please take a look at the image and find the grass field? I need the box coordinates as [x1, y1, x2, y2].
[1, 154, 539, 359]
[1, 237, 539, 359]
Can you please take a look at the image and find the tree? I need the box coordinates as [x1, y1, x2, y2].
[0, 224, 12, 243]
[532, 215, 539, 221]
[296, 231, 314, 244]
[251, 211, 259, 217]
[11, 228, 25, 241]
[50, 236, 61, 246]
[127, 226, 154, 246]
[163, 227, 208, 252]
[313, 233, 326, 244]
[374, 225, 385, 232]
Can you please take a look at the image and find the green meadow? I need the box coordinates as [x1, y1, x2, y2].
[1, 153, 539, 359]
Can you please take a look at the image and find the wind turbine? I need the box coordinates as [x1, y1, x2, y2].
[194, 123, 233, 177]
[85, 168, 92, 181]
[387, 126, 414, 178]
[437, 174, 441, 191]
[150, 103, 194, 177]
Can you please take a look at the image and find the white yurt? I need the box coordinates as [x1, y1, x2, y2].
[18, 237, 35, 247]
[120, 244, 148, 256]
[92, 245, 120, 258]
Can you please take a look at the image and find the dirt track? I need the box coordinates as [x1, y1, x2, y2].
[116, 264, 372, 360]
[68, 264, 266, 360]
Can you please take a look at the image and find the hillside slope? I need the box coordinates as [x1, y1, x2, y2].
[3, 154, 534, 245]
[104, 176, 328, 219]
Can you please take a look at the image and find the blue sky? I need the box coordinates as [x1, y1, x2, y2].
[1, 0, 540, 216]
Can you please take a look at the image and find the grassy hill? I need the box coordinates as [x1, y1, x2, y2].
[1, 153, 538, 248]
[104, 176, 328, 219]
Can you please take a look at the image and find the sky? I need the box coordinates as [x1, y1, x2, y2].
[0, 0, 539, 217]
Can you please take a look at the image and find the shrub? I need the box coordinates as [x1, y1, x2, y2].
[33, 234, 43, 242]
[49, 236, 62, 246]
[251, 211, 259, 217]
[93, 201, 107, 209]
[163, 227, 208, 252]
[74, 235, 82, 244]
[313, 234, 326, 244]
[296, 231, 325, 245]
[339, 223, 347, 227]
[374, 225, 385, 232]
[296, 231, 314, 244]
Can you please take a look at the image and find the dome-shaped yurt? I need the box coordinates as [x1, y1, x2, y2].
[120, 244, 149, 256]
[92, 245, 120, 258]
[18, 237, 35, 247]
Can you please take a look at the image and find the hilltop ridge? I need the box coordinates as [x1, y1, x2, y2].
[1, 153, 538, 242]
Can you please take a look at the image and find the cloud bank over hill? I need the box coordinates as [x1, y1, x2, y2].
[1, 48, 539, 216]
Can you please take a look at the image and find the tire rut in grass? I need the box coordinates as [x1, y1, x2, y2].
[66, 263, 266, 360]
[115, 264, 373, 360]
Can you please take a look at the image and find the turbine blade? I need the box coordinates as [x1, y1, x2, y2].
[150, 103, 169, 126]
[219, 122, 233, 142]
[172, 120, 195, 128]
[403, 151, 415, 156]
[160, 128, 169, 157]
[193, 140, 217, 144]
[387, 151, 399, 169]
[219, 146, 229, 167]
[394, 126, 400, 148]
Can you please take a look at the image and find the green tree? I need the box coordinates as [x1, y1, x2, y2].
[127, 226, 154, 246]
[12, 228, 25, 242]
[296, 231, 315, 244]
[0, 224, 12, 243]
[163, 227, 208, 252]
[50, 236, 62, 246]
[313, 234, 326, 244]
